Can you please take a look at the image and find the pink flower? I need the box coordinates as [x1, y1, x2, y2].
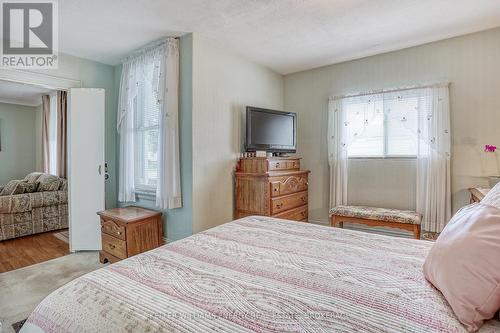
[485, 144, 497, 153]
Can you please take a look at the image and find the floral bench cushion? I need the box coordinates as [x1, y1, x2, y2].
[329, 205, 422, 225]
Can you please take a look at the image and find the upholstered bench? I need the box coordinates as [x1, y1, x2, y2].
[329, 205, 422, 239]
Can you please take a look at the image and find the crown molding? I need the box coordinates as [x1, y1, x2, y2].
[0, 67, 81, 90]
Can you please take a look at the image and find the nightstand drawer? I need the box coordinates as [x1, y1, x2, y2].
[102, 233, 127, 259]
[101, 219, 126, 240]
[271, 191, 308, 215]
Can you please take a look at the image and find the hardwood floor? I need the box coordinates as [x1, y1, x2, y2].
[0, 230, 69, 273]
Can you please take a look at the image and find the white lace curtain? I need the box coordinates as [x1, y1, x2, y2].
[117, 38, 182, 209]
[328, 84, 451, 232]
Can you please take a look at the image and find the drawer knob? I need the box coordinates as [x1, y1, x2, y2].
[276, 203, 283, 209]
[109, 244, 116, 249]
[117, 231, 122, 235]
[274, 188, 278, 192]
[301, 197, 306, 202]
[276, 162, 280, 167]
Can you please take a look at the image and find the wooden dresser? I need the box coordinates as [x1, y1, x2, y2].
[235, 157, 310, 222]
[97, 206, 163, 264]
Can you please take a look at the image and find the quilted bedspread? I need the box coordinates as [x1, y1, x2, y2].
[21, 216, 500, 333]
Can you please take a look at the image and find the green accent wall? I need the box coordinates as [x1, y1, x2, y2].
[0, 103, 39, 185]
[116, 34, 193, 242]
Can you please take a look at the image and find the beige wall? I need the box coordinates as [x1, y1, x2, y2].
[284, 27, 500, 223]
[192, 34, 284, 232]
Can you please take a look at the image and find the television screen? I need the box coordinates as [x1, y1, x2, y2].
[245, 107, 296, 153]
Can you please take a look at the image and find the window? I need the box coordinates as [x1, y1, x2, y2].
[345, 93, 423, 158]
[133, 71, 161, 192]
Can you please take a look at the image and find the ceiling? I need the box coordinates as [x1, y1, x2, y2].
[0, 80, 52, 107]
[59, 0, 500, 74]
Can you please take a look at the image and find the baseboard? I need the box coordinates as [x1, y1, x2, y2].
[307, 218, 329, 226]
[163, 237, 170, 244]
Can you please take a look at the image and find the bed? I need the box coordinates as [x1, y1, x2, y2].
[21, 216, 500, 332]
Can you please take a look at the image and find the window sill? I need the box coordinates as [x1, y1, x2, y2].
[136, 190, 156, 201]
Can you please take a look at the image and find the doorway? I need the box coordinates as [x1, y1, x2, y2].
[0, 69, 105, 272]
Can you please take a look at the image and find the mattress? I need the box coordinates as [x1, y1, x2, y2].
[21, 216, 500, 332]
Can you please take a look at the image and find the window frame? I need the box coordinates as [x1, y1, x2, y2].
[346, 98, 418, 159]
[134, 123, 160, 194]
[133, 86, 161, 194]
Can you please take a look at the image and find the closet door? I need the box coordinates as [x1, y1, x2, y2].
[68, 88, 105, 251]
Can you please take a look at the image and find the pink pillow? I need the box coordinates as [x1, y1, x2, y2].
[423, 203, 500, 332]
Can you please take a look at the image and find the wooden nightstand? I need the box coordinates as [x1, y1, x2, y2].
[97, 206, 163, 264]
[468, 187, 490, 203]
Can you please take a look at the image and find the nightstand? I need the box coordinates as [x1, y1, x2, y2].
[468, 187, 490, 203]
[97, 206, 163, 264]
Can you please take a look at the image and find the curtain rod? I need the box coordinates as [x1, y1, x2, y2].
[121, 37, 180, 63]
[330, 81, 450, 101]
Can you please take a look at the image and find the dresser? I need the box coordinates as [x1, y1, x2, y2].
[97, 206, 163, 264]
[235, 157, 310, 222]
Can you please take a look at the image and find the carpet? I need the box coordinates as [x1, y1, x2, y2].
[52, 230, 69, 244]
[0, 251, 104, 333]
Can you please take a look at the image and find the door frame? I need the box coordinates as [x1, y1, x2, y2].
[0, 67, 82, 251]
[0, 68, 81, 90]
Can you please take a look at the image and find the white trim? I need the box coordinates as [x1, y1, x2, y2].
[0, 96, 41, 107]
[0, 68, 81, 90]
[163, 236, 169, 244]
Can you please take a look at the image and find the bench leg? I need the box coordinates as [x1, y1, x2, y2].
[331, 216, 344, 228]
[413, 224, 421, 240]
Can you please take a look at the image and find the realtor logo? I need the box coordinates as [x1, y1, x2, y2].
[1, 0, 58, 68]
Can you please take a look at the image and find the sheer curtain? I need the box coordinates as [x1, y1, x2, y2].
[117, 38, 182, 209]
[156, 39, 182, 209]
[327, 98, 349, 207]
[329, 84, 451, 232]
[41, 92, 67, 177]
[416, 85, 451, 232]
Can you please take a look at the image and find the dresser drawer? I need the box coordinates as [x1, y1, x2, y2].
[271, 191, 308, 214]
[273, 205, 308, 222]
[101, 219, 126, 240]
[270, 174, 308, 197]
[268, 159, 300, 171]
[102, 233, 127, 259]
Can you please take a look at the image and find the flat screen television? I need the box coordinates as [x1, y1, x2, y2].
[245, 106, 297, 153]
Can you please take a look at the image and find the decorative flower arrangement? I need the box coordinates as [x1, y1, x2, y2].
[485, 144, 497, 153]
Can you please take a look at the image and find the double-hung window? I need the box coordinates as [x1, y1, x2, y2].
[344, 92, 425, 158]
[133, 68, 161, 192]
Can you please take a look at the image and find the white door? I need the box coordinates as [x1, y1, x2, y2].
[68, 88, 105, 251]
